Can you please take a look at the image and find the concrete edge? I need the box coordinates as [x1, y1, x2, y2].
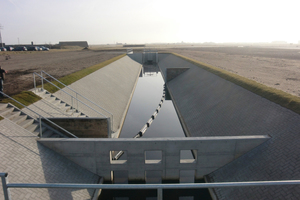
[112, 62, 142, 138]
[157, 63, 192, 137]
[37, 135, 271, 142]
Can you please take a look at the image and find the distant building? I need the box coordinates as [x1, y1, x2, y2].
[59, 41, 88, 48]
[123, 44, 145, 47]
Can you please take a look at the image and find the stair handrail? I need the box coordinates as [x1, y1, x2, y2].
[33, 72, 113, 135]
[0, 91, 78, 138]
[40, 70, 114, 125]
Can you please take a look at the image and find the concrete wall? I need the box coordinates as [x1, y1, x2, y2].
[158, 53, 300, 200]
[54, 56, 142, 135]
[38, 136, 269, 182]
[44, 118, 109, 138]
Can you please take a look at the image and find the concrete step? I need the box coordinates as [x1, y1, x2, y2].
[0, 103, 8, 111]
[0, 107, 14, 116]
[18, 118, 35, 129]
[45, 95, 57, 103]
[12, 114, 28, 124]
[31, 125, 48, 136]
[2, 110, 22, 120]
[42, 129, 54, 138]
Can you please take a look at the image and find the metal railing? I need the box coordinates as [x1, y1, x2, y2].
[0, 91, 77, 138]
[1, 173, 300, 200]
[33, 71, 113, 134]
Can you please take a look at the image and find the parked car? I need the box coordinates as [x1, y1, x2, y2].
[0, 47, 7, 51]
[40, 46, 49, 51]
[27, 46, 39, 51]
[35, 46, 42, 51]
[5, 46, 14, 51]
[13, 46, 27, 51]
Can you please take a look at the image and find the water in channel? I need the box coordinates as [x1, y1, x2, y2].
[100, 64, 211, 200]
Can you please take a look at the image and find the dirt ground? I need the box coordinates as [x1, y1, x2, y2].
[1, 46, 300, 98]
[0, 49, 124, 96]
[166, 46, 300, 97]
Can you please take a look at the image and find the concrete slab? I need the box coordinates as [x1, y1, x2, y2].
[0, 118, 100, 200]
[158, 53, 300, 200]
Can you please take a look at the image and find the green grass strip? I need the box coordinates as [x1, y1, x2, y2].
[43, 54, 126, 93]
[1, 91, 42, 109]
[0, 54, 126, 112]
[172, 52, 300, 115]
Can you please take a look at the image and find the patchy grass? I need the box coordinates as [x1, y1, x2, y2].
[1, 91, 42, 109]
[43, 54, 125, 93]
[172, 53, 300, 115]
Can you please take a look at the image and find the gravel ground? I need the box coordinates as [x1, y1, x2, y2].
[166, 46, 300, 97]
[0, 49, 124, 96]
[1, 46, 300, 98]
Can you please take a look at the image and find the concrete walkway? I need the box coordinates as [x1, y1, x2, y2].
[0, 118, 99, 200]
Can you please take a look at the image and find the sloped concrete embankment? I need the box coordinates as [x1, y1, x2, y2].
[54, 56, 142, 136]
[158, 53, 300, 200]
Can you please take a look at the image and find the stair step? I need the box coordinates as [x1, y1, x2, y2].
[0, 107, 14, 116]
[53, 99, 62, 106]
[0, 103, 8, 111]
[12, 114, 28, 124]
[3, 110, 21, 120]
[41, 130, 54, 138]
[18, 118, 35, 129]
[31, 125, 47, 136]
[45, 96, 56, 103]
[26, 122, 39, 133]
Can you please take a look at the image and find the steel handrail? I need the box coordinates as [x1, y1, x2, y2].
[40, 70, 114, 128]
[1, 172, 300, 200]
[0, 91, 77, 138]
[33, 72, 107, 118]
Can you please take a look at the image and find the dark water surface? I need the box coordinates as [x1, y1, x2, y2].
[99, 64, 211, 200]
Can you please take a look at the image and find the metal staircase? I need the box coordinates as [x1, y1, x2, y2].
[34, 89, 87, 118]
[0, 103, 65, 138]
[0, 91, 77, 138]
[33, 71, 114, 136]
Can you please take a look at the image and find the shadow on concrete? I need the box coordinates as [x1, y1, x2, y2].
[37, 142, 100, 199]
[127, 53, 143, 64]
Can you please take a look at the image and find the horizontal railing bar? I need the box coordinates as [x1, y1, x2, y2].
[6, 180, 300, 189]
[41, 70, 113, 119]
[0, 91, 77, 138]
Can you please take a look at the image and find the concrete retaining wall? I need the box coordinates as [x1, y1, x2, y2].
[158, 53, 300, 200]
[44, 118, 109, 138]
[38, 136, 269, 182]
[54, 56, 142, 135]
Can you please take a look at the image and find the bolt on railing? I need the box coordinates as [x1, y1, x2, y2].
[0, 91, 77, 138]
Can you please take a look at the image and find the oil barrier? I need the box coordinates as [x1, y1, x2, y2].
[112, 84, 166, 160]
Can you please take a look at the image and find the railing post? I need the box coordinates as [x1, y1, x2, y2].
[76, 93, 78, 110]
[1, 173, 10, 200]
[39, 117, 42, 138]
[40, 72, 44, 91]
[33, 73, 36, 93]
[157, 188, 163, 200]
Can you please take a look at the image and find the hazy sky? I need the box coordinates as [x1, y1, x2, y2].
[1, 0, 299, 45]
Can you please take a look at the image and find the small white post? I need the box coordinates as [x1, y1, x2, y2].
[157, 188, 163, 200]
